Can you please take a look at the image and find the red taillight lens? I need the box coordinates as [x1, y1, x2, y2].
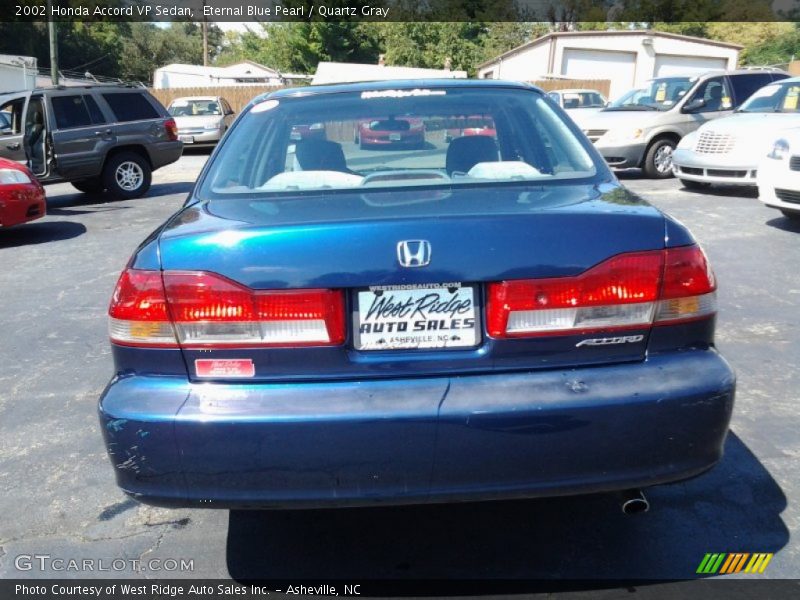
[108, 269, 177, 347]
[487, 246, 716, 338]
[164, 118, 178, 141]
[654, 245, 717, 324]
[162, 271, 345, 347]
[108, 269, 345, 348]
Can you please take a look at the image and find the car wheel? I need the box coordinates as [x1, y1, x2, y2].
[103, 152, 152, 200]
[643, 139, 676, 179]
[71, 178, 105, 194]
[780, 209, 800, 221]
[680, 179, 710, 191]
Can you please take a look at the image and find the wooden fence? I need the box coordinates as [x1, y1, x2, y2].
[148, 86, 290, 113]
[148, 79, 612, 114]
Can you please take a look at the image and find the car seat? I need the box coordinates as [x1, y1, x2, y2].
[704, 85, 724, 111]
[295, 140, 350, 172]
[445, 136, 499, 175]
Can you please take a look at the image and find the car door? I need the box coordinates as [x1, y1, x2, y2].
[0, 95, 29, 163]
[48, 93, 114, 180]
[23, 95, 50, 177]
[680, 76, 735, 134]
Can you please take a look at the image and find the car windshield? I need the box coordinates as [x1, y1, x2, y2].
[738, 81, 800, 113]
[168, 99, 221, 117]
[608, 88, 646, 108]
[607, 77, 695, 111]
[199, 87, 597, 198]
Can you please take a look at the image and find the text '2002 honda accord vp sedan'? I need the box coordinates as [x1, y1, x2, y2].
[99, 80, 735, 510]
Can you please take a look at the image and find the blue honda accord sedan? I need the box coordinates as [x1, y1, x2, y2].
[99, 80, 735, 509]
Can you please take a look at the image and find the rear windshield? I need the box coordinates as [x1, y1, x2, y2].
[198, 87, 597, 198]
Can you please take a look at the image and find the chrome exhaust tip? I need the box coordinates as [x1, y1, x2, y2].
[621, 489, 650, 515]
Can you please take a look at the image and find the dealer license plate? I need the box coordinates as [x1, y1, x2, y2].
[354, 284, 479, 350]
[179, 135, 194, 143]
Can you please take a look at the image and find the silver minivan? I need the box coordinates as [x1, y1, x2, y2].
[580, 69, 788, 178]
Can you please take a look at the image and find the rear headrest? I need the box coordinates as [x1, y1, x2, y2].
[446, 136, 499, 175]
[295, 140, 348, 172]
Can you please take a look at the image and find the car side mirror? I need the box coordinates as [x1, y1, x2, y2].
[683, 98, 705, 113]
[0, 128, 12, 136]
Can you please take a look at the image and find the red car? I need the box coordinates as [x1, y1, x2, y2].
[357, 117, 425, 149]
[445, 115, 496, 142]
[0, 159, 45, 228]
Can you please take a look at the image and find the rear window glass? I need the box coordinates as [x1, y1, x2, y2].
[102, 92, 160, 122]
[200, 87, 597, 198]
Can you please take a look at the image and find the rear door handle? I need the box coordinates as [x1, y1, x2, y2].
[6, 142, 20, 150]
[94, 129, 112, 137]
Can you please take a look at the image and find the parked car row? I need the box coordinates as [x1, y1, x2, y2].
[575, 69, 789, 178]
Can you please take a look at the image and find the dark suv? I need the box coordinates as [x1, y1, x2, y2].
[0, 85, 182, 199]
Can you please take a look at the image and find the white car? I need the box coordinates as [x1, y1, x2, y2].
[673, 77, 800, 189]
[758, 128, 800, 220]
[547, 89, 607, 127]
[166, 96, 236, 147]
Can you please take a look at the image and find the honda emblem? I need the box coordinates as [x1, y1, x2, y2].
[397, 240, 432, 268]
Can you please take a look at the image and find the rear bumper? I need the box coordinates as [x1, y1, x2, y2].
[99, 349, 735, 509]
[149, 141, 183, 170]
[177, 130, 223, 146]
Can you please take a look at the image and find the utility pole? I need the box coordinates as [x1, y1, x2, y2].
[202, 0, 209, 67]
[47, 0, 59, 85]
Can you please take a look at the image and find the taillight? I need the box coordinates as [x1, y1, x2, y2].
[487, 245, 716, 338]
[108, 270, 177, 347]
[163, 271, 344, 347]
[164, 118, 178, 141]
[654, 245, 717, 324]
[109, 269, 345, 348]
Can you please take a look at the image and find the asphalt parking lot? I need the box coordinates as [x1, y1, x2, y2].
[1, 152, 798, 584]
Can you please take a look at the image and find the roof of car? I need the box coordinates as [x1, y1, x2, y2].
[551, 88, 605, 95]
[255, 78, 539, 104]
[169, 96, 222, 102]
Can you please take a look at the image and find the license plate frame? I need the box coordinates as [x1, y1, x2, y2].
[353, 283, 481, 351]
[389, 133, 402, 141]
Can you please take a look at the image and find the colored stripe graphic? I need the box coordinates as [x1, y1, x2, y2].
[697, 553, 774, 575]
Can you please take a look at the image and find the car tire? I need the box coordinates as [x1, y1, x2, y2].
[643, 139, 676, 179]
[102, 152, 152, 200]
[680, 179, 710, 191]
[780, 209, 800, 221]
[71, 178, 106, 194]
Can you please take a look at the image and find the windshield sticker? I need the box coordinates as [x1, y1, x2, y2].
[655, 85, 667, 102]
[784, 86, 800, 110]
[361, 89, 447, 99]
[251, 99, 280, 113]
